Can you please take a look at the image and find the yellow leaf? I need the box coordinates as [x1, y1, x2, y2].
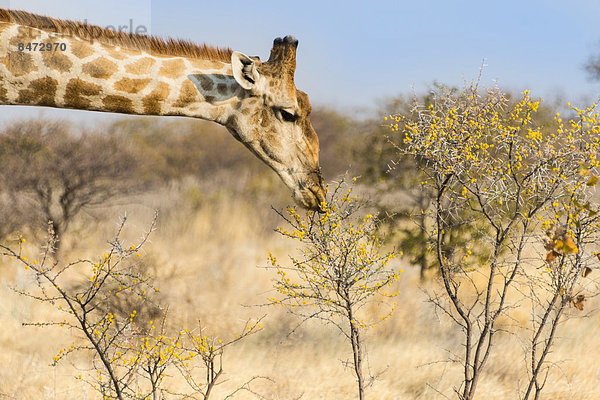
[546, 250, 558, 263]
[563, 237, 578, 254]
[571, 294, 585, 311]
[587, 175, 598, 186]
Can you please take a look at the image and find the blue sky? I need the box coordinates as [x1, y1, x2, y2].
[1, 0, 600, 121]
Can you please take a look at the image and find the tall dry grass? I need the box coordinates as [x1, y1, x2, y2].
[1, 177, 600, 399]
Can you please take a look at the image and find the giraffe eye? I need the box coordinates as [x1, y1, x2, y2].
[278, 108, 298, 123]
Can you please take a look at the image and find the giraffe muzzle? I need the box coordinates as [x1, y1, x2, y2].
[309, 184, 327, 213]
[293, 180, 326, 212]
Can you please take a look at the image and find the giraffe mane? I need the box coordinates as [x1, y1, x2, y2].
[0, 8, 233, 62]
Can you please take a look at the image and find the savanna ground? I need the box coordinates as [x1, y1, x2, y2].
[1, 89, 600, 399]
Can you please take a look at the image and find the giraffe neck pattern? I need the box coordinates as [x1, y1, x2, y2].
[0, 22, 244, 122]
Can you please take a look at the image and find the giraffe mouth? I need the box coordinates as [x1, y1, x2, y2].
[270, 165, 325, 212]
[292, 180, 326, 212]
[309, 185, 326, 213]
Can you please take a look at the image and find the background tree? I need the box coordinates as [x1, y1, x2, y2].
[0, 119, 139, 251]
[358, 85, 484, 281]
[357, 83, 563, 281]
[394, 83, 600, 400]
[585, 42, 600, 81]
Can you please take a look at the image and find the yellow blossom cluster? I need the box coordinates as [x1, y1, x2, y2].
[270, 179, 402, 330]
[389, 85, 600, 277]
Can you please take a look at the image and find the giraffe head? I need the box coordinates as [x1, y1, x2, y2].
[227, 36, 325, 211]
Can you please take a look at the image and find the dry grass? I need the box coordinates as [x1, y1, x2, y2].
[1, 179, 600, 399]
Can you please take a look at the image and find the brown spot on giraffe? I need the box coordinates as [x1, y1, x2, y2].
[230, 85, 243, 97]
[41, 41, 73, 72]
[125, 57, 155, 75]
[64, 78, 102, 109]
[196, 75, 213, 91]
[16, 77, 58, 106]
[217, 83, 228, 96]
[103, 95, 134, 113]
[173, 79, 199, 108]
[107, 49, 128, 60]
[159, 58, 186, 79]
[114, 77, 152, 94]
[2, 51, 37, 77]
[142, 82, 170, 114]
[82, 57, 118, 79]
[69, 39, 95, 59]
[9, 26, 36, 47]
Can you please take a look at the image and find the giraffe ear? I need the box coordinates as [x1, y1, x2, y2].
[231, 51, 260, 91]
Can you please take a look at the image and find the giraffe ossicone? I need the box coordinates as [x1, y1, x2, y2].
[0, 9, 325, 210]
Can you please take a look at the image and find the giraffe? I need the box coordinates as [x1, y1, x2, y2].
[0, 9, 325, 210]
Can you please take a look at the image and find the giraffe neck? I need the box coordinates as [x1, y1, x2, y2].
[0, 22, 244, 124]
